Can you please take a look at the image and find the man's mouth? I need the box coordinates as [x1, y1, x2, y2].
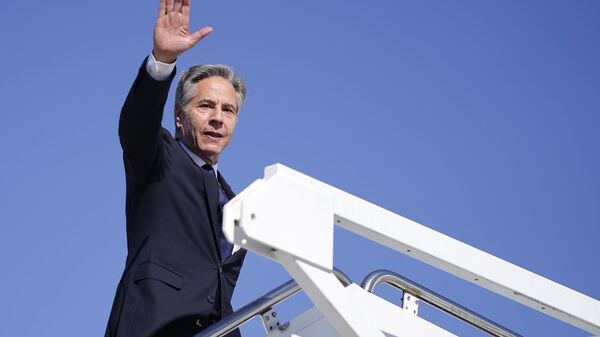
[204, 131, 224, 139]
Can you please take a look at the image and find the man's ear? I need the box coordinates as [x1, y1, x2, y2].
[175, 103, 183, 129]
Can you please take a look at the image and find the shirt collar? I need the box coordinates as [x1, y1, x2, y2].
[178, 140, 218, 178]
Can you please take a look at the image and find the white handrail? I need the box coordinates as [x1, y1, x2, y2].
[223, 163, 600, 336]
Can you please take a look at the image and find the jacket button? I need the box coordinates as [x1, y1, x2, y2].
[207, 295, 215, 304]
[218, 266, 223, 273]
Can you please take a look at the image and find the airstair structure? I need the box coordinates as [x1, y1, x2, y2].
[197, 164, 600, 337]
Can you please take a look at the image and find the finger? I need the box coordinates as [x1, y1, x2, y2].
[182, 0, 190, 15]
[166, 0, 174, 13]
[174, 0, 183, 13]
[189, 26, 213, 45]
[182, 0, 190, 17]
[158, 0, 166, 17]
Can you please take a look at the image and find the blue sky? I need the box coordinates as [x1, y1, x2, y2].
[1, 1, 599, 336]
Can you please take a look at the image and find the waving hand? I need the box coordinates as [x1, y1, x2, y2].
[153, 0, 213, 63]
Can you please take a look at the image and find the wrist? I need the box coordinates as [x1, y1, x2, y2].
[152, 49, 177, 64]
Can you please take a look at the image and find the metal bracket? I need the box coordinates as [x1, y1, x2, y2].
[259, 307, 282, 333]
[403, 292, 420, 316]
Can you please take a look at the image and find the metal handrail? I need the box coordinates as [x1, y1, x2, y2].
[361, 269, 522, 337]
[196, 268, 352, 337]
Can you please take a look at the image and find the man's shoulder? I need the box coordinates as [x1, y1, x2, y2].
[159, 127, 195, 171]
[159, 127, 184, 158]
[160, 127, 176, 141]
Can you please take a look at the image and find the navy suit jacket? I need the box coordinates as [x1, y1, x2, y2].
[105, 60, 246, 337]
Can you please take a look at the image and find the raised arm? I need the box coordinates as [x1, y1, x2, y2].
[119, 0, 212, 183]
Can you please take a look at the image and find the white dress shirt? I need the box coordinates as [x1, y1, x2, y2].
[146, 53, 176, 81]
[178, 140, 218, 178]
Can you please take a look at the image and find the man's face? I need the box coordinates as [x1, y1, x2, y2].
[176, 77, 239, 165]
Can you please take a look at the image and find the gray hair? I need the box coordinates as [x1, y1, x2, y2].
[175, 64, 247, 114]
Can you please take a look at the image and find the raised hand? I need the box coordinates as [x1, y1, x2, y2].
[153, 0, 213, 63]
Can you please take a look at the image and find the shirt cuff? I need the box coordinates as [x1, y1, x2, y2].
[146, 53, 176, 81]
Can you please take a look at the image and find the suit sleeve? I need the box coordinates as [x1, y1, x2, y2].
[118, 57, 177, 184]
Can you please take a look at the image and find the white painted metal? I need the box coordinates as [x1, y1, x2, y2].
[403, 293, 420, 316]
[223, 163, 600, 336]
[276, 251, 384, 337]
[264, 306, 339, 337]
[344, 284, 457, 337]
[223, 175, 333, 270]
[260, 308, 281, 333]
[263, 285, 457, 337]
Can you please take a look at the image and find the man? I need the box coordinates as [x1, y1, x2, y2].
[105, 0, 247, 336]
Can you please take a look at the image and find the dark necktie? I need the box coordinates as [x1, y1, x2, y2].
[203, 164, 234, 262]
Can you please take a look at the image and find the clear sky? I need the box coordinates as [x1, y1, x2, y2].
[0, 1, 599, 336]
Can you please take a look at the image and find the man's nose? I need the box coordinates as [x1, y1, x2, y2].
[209, 106, 224, 125]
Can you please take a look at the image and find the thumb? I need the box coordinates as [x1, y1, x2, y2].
[190, 26, 213, 45]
